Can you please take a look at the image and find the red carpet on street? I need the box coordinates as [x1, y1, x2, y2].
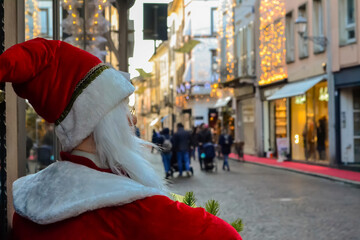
[229, 153, 360, 183]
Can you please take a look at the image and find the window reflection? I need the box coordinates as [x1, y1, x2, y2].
[25, 0, 55, 174]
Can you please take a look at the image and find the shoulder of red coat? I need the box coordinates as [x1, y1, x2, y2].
[108, 195, 242, 239]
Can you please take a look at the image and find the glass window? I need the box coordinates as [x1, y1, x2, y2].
[270, 99, 288, 157]
[105, 4, 120, 68]
[249, 22, 255, 76]
[339, 0, 356, 45]
[305, 86, 316, 160]
[352, 87, 360, 162]
[347, 0, 355, 24]
[285, 12, 295, 62]
[238, 28, 243, 76]
[353, 87, 360, 110]
[354, 112, 360, 136]
[314, 81, 329, 161]
[355, 139, 360, 162]
[241, 26, 248, 76]
[291, 81, 329, 162]
[25, 0, 56, 174]
[211, 8, 218, 36]
[313, 0, 325, 53]
[298, 4, 309, 58]
[291, 95, 306, 160]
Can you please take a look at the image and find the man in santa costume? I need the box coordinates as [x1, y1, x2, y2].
[0, 38, 242, 240]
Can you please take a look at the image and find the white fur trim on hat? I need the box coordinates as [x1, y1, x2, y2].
[55, 68, 135, 151]
[13, 161, 166, 225]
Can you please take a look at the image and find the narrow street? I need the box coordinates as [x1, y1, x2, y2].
[150, 153, 360, 240]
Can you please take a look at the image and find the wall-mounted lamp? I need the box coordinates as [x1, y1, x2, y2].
[295, 16, 328, 48]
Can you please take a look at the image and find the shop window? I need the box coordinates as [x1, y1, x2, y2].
[269, 99, 288, 157]
[298, 4, 309, 58]
[291, 95, 306, 160]
[25, 0, 54, 40]
[354, 87, 360, 162]
[339, 0, 356, 45]
[291, 81, 329, 162]
[25, 0, 56, 174]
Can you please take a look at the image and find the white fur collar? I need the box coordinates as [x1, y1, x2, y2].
[13, 161, 166, 225]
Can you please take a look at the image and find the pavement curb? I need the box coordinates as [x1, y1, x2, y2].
[229, 157, 360, 187]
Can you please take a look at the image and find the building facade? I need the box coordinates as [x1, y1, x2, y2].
[180, 0, 219, 129]
[149, 42, 172, 132]
[331, 0, 360, 165]
[218, 0, 258, 155]
[264, 0, 331, 164]
[256, 0, 359, 167]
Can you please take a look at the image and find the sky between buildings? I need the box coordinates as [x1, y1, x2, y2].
[129, 0, 170, 78]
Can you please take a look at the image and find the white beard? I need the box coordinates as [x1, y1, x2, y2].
[93, 100, 167, 192]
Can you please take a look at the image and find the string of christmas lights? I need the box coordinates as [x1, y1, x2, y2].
[25, 0, 41, 40]
[62, 0, 114, 59]
[259, 0, 287, 85]
[217, 0, 236, 83]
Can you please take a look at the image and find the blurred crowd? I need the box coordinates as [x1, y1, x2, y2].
[152, 123, 235, 179]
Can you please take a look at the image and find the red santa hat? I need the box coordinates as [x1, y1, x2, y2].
[0, 38, 135, 151]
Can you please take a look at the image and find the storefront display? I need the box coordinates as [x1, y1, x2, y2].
[268, 98, 288, 157]
[291, 81, 329, 162]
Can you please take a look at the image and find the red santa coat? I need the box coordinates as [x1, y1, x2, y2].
[12, 153, 242, 240]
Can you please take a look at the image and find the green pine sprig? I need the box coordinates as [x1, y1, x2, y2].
[230, 218, 244, 233]
[204, 199, 220, 217]
[182, 191, 197, 208]
[173, 192, 244, 233]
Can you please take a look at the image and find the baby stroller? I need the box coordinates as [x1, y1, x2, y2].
[201, 143, 217, 172]
[169, 150, 194, 177]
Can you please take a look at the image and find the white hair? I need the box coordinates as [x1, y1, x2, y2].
[93, 100, 166, 192]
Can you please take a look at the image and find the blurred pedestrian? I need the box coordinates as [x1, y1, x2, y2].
[219, 129, 233, 171]
[135, 126, 141, 138]
[173, 123, 191, 177]
[158, 128, 173, 179]
[151, 129, 159, 153]
[2, 38, 241, 239]
[197, 123, 213, 170]
[26, 135, 34, 159]
[189, 126, 198, 163]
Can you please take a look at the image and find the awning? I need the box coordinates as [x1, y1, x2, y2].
[149, 117, 160, 127]
[161, 115, 169, 123]
[267, 74, 326, 100]
[175, 40, 200, 53]
[214, 96, 232, 108]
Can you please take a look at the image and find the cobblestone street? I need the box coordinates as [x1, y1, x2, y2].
[150, 153, 360, 240]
